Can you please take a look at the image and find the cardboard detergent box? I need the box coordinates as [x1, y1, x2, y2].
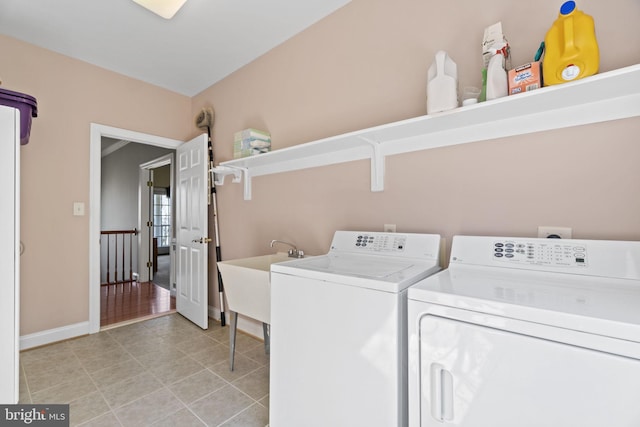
[508, 61, 542, 95]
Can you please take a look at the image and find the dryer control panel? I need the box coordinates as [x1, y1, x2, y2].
[492, 240, 587, 267]
[449, 236, 640, 279]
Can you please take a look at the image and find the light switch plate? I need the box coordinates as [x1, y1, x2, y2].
[73, 202, 85, 216]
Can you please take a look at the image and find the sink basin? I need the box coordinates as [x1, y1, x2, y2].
[218, 251, 303, 371]
[217, 252, 292, 324]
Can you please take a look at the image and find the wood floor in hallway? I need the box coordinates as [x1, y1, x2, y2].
[100, 281, 175, 327]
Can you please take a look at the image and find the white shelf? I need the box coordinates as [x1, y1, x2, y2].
[213, 64, 640, 200]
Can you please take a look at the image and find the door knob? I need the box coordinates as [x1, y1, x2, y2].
[192, 237, 213, 244]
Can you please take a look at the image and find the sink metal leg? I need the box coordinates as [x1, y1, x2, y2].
[230, 311, 238, 371]
[263, 322, 270, 355]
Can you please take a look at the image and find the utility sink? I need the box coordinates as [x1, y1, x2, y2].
[217, 252, 293, 371]
[217, 252, 292, 325]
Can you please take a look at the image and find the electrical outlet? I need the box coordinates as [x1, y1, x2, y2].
[537, 226, 572, 239]
[384, 224, 396, 233]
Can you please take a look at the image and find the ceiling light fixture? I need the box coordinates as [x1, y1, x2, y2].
[132, 0, 188, 19]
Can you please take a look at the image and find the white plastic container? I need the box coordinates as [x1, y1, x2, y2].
[427, 51, 458, 114]
[485, 52, 508, 100]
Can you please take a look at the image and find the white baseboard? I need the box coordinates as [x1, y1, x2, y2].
[208, 305, 265, 340]
[20, 306, 264, 351]
[20, 321, 90, 351]
[208, 305, 220, 322]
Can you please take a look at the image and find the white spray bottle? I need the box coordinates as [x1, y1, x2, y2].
[485, 52, 508, 100]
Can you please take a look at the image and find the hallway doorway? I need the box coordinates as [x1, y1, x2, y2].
[90, 124, 183, 332]
[100, 141, 175, 327]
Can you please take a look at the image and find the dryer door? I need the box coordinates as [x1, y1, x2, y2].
[416, 314, 640, 427]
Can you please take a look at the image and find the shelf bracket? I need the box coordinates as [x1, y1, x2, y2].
[238, 167, 252, 200]
[210, 166, 242, 186]
[358, 136, 385, 192]
[211, 165, 252, 200]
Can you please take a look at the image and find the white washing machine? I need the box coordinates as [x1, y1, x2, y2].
[408, 235, 640, 427]
[270, 231, 442, 427]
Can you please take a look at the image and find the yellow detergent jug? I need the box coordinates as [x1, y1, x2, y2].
[543, 1, 599, 85]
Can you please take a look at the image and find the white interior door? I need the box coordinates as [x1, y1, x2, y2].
[176, 134, 209, 329]
[138, 168, 153, 283]
[0, 105, 19, 403]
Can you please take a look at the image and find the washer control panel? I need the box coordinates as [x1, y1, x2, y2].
[353, 233, 406, 252]
[328, 231, 441, 259]
[492, 240, 587, 267]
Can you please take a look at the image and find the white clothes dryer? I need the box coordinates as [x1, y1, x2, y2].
[270, 231, 442, 427]
[408, 235, 640, 427]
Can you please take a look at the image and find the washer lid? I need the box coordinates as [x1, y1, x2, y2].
[298, 253, 413, 277]
[408, 265, 640, 343]
[272, 253, 440, 293]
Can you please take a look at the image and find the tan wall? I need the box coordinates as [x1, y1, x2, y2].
[192, 0, 640, 308]
[0, 34, 192, 335]
[5, 0, 640, 335]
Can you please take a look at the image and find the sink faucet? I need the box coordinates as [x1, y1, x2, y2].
[270, 240, 304, 258]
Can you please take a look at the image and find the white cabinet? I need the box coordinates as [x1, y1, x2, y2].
[213, 64, 640, 200]
[0, 105, 20, 404]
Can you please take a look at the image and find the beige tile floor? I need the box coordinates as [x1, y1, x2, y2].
[19, 314, 270, 426]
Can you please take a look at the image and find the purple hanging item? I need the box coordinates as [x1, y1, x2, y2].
[0, 88, 38, 145]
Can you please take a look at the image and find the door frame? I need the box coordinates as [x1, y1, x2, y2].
[89, 124, 182, 333]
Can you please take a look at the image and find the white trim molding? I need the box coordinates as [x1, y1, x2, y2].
[20, 322, 90, 351]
